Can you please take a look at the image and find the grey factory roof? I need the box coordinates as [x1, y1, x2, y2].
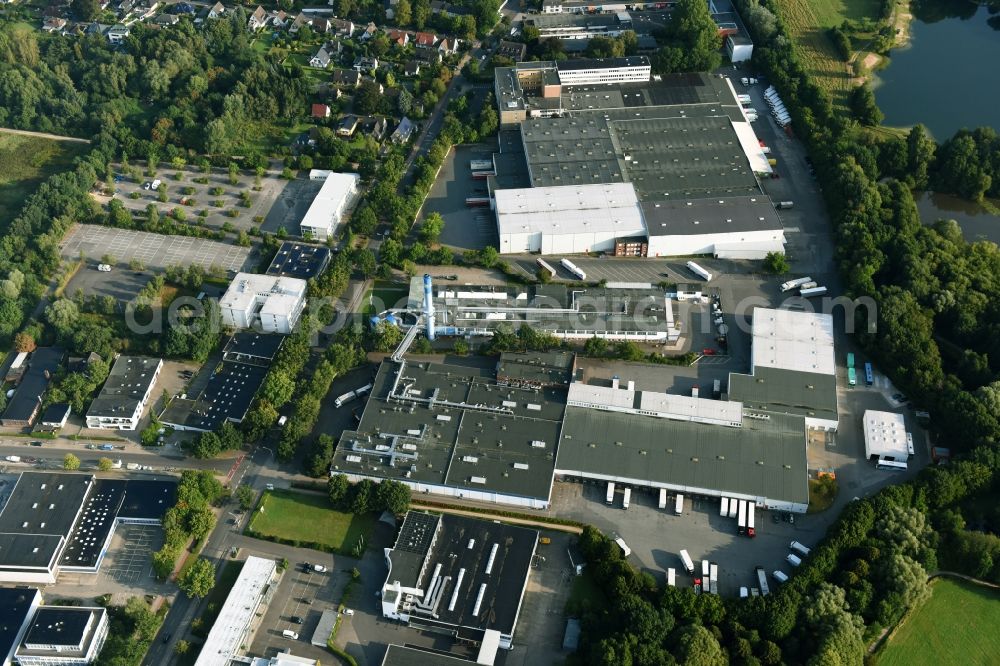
[1, 347, 64, 424]
[390, 512, 537, 636]
[222, 332, 285, 365]
[332, 360, 565, 502]
[381, 645, 479, 666]
[521, 113, 761, 199]
[529, 11, 623, 29]
[161, 351, 269, 432]
[556, 405, 809, 505]
[386, 511, 441, 589]
[0, 587, 37, 663]
[117, 479, 177, 520]
[0, 534, 64, 569]
[58, 479, 124, 569]
[0, 472, 92, 540]
[728, 366, 839, 425]
[266, 241, 332, 280]
[86, 356, 161, 419]
[23, 607, 99, 648]
[496, 351, 575, 387]
[642, 196, 782, 236]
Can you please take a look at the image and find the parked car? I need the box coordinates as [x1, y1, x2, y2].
[290, 616, 303, 624]
[702, 348, 717, 356]
[97, 264, 112, 272]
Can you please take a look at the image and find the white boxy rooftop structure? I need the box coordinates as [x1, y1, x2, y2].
[495, 182, 646, 255]
[299, 171, 360, 241]
[750, 308, 836, 376]
[194, 556, 277, 666]
[220, 273, 307, 334]
[863, 410, 908, 462]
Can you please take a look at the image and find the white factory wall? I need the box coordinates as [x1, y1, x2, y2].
[499, 229, 644, 255]
[339, 473, 549, 509]
[646, 230, 785, 258]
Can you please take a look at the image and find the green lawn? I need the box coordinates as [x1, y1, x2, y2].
[774, 0, 882, 110]
[565, 569, 608, 616]
[0, 133, 87, 231]
[248, 490, 374, 553]
[878, 578, 1000, 666]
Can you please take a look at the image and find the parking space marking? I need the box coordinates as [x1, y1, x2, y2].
[61, 225, 251, 272]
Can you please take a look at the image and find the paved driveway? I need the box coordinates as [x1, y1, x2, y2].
[61, 225, 251, 272]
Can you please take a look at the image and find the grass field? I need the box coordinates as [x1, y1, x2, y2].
[774, 0, 882, 109]
[248, 490, 374, 553]
[565, 569, 608, 616]
[0, 133, 87, 229]
[878, 578, 1000, 666]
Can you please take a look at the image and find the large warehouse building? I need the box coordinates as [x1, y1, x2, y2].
[380, 511, 537, 653]
[299, 171, 360, 241]
[490, 63, 783, 258]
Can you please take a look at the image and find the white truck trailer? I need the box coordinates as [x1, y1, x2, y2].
[679, 550, 695, 574]
[606, 481, 615, 505]
[622, 487, 631, 510]
[686, 261, 713, 281]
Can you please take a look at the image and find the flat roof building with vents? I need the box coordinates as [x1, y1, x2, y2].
[266, 242, 332, 280]
[15, 606, 108, 666]
[642, 196, 785, 259]
[220, 273, 307, 335]
[194, 556, 277, 666]
[299, 172, 361, 241]
[863, 410, 909, 465]
[380, 512, 537, 652]
[160, 332, 281, 432]
[85, 356, 163, 430]
[0, 587, 40, 666]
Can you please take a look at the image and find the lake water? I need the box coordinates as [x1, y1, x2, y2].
[917, 192, 1000, 245]
[874, 2, 1000, 139]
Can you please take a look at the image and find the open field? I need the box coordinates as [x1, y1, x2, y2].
[248, 490, 374, 553]
[878, 577, 1000, 666]
[774, 0, 881, 110]
[0, 134, 87, 230]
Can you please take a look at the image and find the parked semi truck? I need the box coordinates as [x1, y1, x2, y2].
[686, 261, 712, 281]
[780, 276, 812, 292]
[622, 487, 631, 510]
[606, 481, 615, 505]
[756, 566, 770, 596]
[658, 488, 667, 509]
[679, 550, 695, 574]
[615, 538, 631, 558]
[737, 500, 747, 535]
[560, 258, 586, 281]
[720, 497, 729, 517]
[747, 504, 756, 538]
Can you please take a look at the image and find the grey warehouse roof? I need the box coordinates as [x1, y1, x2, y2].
[556, 405, 809, 505]
[728, 366, 839, 425]
[86, 356, 161, 419]
[381, 645, 479, 666]
[23, 607, 95, 647]
[332, 360, 565, 502]
[642, 196, 782, 236]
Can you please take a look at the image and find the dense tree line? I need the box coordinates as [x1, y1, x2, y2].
[151, 471, 228, 579]
[652, 0, 722, 74]
[327, 474, 412, 515]
[96, 597, 166, 666]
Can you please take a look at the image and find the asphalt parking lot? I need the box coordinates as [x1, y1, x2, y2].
[261, 177, 325, 236]
[110, 165, 290, 232]
[422, 144, 499, 252]
[251, 563, 345, 661]
[61, 225, 251, 273]
[101, 524, 161, 588]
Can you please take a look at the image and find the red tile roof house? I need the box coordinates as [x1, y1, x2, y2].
[385, 28, 409, 47]
[413, 31, 437, 47]
[312, 103, 331, 118]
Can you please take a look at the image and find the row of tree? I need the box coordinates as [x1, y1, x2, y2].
[327, 474, 412, 516]
[151, 470, 228, 580]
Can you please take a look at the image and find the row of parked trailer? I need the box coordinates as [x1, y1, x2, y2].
[720, 497, 756, 537]
[333, 383, 373, 408]
[779, 275, 828, 297]
[764, 85, 791, 128]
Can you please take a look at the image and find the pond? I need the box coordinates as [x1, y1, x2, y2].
[917, 192, 1000, 245]
[874, 0, 1000, 139]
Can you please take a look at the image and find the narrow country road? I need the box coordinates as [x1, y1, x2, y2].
[0, 127, 91, 144]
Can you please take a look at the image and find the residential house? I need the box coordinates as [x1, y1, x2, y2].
[312, 16, 329, 33]
[403, 60, 421, 77]
[385, 28, 409, 47]
[106, 23, 129, 43]
[361, 77, 385, 94]
[114, 0, 135, 15]
[269, 10, 288, 28]
[384, 0, 398, 19]
[352, 56, 379, 73]
[391, 116, 416, 143]
[496, 39, 527, 61]
[429, 0, 471, 17]
[331, 68, 362, 88]
[310, 45, 332, 68]
[360, 115, 388, 141]
[438, 37, 459, 55]
[134, 0, 158, 20]
[42, 16, 67, 32]
[337, 115, 360, 137]
[413, 31, 437, 47]
[207, 1, 224, 18]
[413, 47, 442, 64]
[330, 18, 353, 36]
[152, 12, 179, 26]
[289, 12, 310, 33]
[247, 5, 268, 30]
[312, 103, 331, 118]
[360, 21, 377, 40]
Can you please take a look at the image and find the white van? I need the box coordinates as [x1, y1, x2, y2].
[786, 553, 802, 567]
[789, 541, 811, 557]
[674, 493, 684, 515]
[282, 630, 299, 639]
[739, 586, 749, 598]
[773, 570, 789, 583]
[622, 488, 631, 510]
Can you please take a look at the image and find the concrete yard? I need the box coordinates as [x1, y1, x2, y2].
[61, 224, 251, 272]
[421, 144, 500, 252]
[260, 177, 325, 235]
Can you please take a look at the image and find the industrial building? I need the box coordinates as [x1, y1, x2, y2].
[331, 358, 566, 508]
[642, 196, 785, 259]
[381, 645, 486, 666]
[15, 606, 108, 666]
[401, 277, 681, 343]
[0, 473, 176, 585]
[220, 273, 307, 334]
[160, 333, 281, 432]
[728, 307, 839, 432]
[494, 183, 646, 255]
[0, 587, 40, 666]
[1, 348, 64, 428]
[863, 410, 910, 468]
[194, 556, 278, 666]
[299, 171, 360, 241]
[527, 11, 635, 41]
[85, 356, 163, 430]
[380, 511, 537, 654]
[265, 241, 332, 280]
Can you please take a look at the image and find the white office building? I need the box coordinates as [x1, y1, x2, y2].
[554, 56, 650, 85]
[85, 356, 163, 430]
[495, 182, 646, 255]
[299, 171, 361, 241]
[194, 556, 278, 666]
[220, 273, 307, 334]
[15, 607, 109, 666]
[863, 410, 909, 466]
